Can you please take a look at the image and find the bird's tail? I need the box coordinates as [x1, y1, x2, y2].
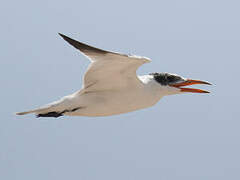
[16, 106, 65, 118]
[16, 97, 78, 118]
[16, 106, 56, 117]
[16, 110, 38, 115]
[16, 99, 65, 118]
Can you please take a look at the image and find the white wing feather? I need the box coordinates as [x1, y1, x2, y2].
[59, 34, 151, 92]
[16, 34, 152, 116]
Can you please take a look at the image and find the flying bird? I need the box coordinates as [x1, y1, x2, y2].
[16, 33, 211, 118]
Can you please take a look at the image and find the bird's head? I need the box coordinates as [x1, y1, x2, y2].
[150, 72, 211, 96]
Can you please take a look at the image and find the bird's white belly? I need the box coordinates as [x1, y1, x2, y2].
[68, 89, 161, 117]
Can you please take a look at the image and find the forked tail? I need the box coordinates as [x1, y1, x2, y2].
[16, 100, 64, 118]
[16, 105, 61, 117]
[16, 101, 81, 118]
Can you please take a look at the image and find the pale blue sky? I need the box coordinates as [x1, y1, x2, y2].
[1, 0, 240, 179]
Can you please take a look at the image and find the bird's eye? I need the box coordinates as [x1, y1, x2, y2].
[167, 75, 176, 82]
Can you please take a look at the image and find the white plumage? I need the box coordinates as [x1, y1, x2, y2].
[16, 33, 210, 118]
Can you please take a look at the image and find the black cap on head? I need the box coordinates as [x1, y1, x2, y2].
[150, 73, 182, 85]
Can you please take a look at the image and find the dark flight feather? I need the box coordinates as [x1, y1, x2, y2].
[58, 33, 108, 55]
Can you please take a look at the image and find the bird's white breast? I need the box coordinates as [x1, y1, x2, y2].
[67, 75, 163, 117]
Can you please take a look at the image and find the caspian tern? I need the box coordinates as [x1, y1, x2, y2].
[16, 33, 211, 118]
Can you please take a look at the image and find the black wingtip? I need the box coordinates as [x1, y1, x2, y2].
[37, 111, 63, 118]
[58, 33, 79, 47]
[58, 33, 67, 39]
[57, 33, 108, 54]
[58, 33, 73, 41]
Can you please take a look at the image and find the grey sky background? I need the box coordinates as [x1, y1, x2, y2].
[1, 0, 240, 179]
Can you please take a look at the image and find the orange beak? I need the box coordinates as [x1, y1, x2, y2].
[170, 79, 211, 93]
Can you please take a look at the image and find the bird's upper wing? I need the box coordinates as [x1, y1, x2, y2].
[59, 33, 151, 92]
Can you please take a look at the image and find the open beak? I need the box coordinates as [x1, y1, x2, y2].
[170, 79, 211, 93]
